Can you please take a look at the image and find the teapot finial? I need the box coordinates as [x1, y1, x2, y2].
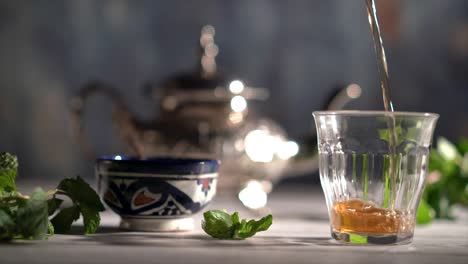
[199, 25, 218, 78]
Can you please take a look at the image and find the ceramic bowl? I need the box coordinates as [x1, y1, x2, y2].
[96, 155, 219, 232]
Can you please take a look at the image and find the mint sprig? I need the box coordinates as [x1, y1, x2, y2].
[0, 152, 105, 241]
[52, 177, 105, 234]
[202, 210, 272, 240]
[15, 188, 49, 240]
[0, 152, 18, 192]
[417, 137, 468, 224]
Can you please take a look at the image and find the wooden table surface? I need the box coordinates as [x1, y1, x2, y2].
[1, 184, 467, 264]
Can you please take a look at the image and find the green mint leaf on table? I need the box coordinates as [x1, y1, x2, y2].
[15, 188, 49, 240]
[202, 210, 235, 239]
[233, 215, 273, 239]
[47, 220, 54, 236]
[80, 206, 102, 235]
[50, 206, 80, 234]
[0, 152, 18, 192]
[231, 211, 240, 225]
[0, 191, 28, 218]
[0, 209, 15, 241]
[57, 177, 105, 213]
[0, 152, 105, 241]
[233, 219, 253, 239]
[232, 211, 272, 239]
[202, 210, 273, 240]
[52, 176, 105, 234]
[47, 197, 63, 216]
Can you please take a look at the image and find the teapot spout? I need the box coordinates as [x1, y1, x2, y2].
[70, 81, 144, 159]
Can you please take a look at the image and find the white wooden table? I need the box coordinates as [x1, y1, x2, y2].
[1, 185, 467, 264]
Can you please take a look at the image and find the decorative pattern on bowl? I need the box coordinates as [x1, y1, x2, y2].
[96, 156, 219, 231]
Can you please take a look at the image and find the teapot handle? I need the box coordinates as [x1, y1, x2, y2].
[70, 81, 143, 160]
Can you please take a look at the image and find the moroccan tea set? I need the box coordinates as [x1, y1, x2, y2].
[71, 1, 439, 244]
[70, 25, 360, 231]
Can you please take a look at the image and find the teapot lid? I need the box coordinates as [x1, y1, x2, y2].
[148, 25, 269, 108]
[160, 25, 227, 91]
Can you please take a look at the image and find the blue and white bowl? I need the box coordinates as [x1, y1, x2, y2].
[96, 156, 219, 232]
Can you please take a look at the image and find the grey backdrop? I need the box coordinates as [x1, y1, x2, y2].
[0, 0, 467, 182]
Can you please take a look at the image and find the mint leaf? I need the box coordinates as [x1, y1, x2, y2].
[233, 219, 253, 239]
[233, 215, 273, 239]
[0, 153, 18, 170]
[54, 176, 105, 234]
[50, 206, 80, 234]
[251, 214, 273, 232]
[349, 234, 368, 244]
[378, 125, 403, 145]
[80, 206, 100, 234]
[0, 169, 17, 192]
[231, 212, 240, 225]
[47, 197, 63, 216]
[15, 188, 48, 240]
[422, 138, 468, 221]
[57, 177, 105, 212]
[47, 220, 54, 236]
[457, 138, 468, 154]
[0, 190, 26, 212]
[0, 208, 15, 241]
[202, 210, 235, 239]
[202, 210, 273, 240]
[0, 152, 18, 192]
[437, 137, 460, 161]
[416, 199, 434, 225]
[0, 152, 105, 241]
[461, 153, 468, 176]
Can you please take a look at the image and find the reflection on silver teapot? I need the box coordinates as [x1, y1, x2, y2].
[70, 25, 361, 210]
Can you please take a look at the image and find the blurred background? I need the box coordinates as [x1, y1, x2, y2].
[0, 0, 467, 183]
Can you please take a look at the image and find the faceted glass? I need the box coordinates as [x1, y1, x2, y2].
[313, 111, 439, 245]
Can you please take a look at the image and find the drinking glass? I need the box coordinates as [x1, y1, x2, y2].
[313, 111, 438, 245]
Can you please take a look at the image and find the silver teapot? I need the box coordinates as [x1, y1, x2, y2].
[70, 25, 360, 209]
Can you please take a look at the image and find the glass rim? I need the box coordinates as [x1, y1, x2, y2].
[313, 110, 439, 118]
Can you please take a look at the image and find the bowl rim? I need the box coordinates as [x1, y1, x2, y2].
[97, 155, 219, 164]
[96, 155, 220, 175]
